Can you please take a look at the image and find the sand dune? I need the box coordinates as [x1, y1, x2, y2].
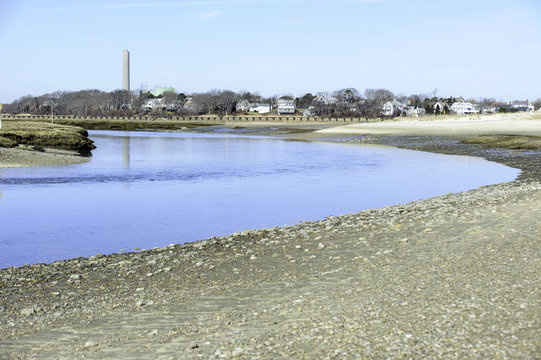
[317, 112, 541, 137]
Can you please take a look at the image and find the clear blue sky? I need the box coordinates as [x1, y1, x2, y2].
[1, 0, 540, 103]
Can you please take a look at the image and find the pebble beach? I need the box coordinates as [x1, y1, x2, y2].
[0, 116, 540, 359]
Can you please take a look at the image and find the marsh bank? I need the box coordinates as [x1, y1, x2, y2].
[0, 119, 540, 359]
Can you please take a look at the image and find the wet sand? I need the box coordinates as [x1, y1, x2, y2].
[0, 115, 540, 359]
[0, 147, 89, 169]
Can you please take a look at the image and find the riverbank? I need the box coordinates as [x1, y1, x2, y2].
[0, 117, 540, 359]
[0, 147, 90, 169]
[0, 120, 95, 168]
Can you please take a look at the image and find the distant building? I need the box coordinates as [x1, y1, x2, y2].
[312, 95, 338, 105]
[303, 106, 315, 117]
[405, 107, 426, 117]
[241, 102, 269, 113]
[511, 100, 534, 111]
[450, 101, 477, 115]
[255, 103, 271, 114]
[141, 98, 181, 112]
[493, 100, 534, 112]
[183, 99, 198, 112]
[382, 99, 406, 116]
[235, 100, 250, 112]
[166, 102, 182, 111]
[277, 99, 295, 114]
[142, 98, 165, 111]
[433, 101, 448, 114]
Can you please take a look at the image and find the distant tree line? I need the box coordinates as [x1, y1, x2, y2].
[3, 88, 540, 118]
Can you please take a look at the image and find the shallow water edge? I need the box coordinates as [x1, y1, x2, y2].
[0, 131, 521, 268]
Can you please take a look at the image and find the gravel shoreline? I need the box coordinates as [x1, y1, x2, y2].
[1, 135, 540, 359]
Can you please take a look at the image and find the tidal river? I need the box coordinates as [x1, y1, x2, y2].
[0, 131, 519, 268]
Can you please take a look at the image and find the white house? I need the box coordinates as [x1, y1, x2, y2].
[235, 100, 250, 112]
[405, 107, 426, 117]
[382, 99, 406, 116]
[277, 99, 295, 114]
[303, 106, 315, 117]
[511, 100, 534, 111]
[255, 103, 271, 114]
[312, 95, 338, 105]
[183, 98, 197, 112]
[433, 101, 447, 114]
[142, 98, 165, 111]
[450, 101, 477, 115]
[142, 98, 182, 112]
[166, 102, 182, 111]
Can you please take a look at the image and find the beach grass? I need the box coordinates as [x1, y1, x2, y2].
[0, 120, 96, 155]
[462, 134, 541, 150]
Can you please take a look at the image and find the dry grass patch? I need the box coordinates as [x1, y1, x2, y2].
[462, 134, 541, 150]
[0, 121, 95, 155]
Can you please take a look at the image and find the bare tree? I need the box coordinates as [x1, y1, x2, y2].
[362, 88, 394, 118]
[533, 98, 541, 111]
[238, 90, 261, 103]
[161, 91, 177, 104]
[216, 90, 237, 115]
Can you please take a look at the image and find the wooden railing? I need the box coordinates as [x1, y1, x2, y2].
[1, 114, 366, 123]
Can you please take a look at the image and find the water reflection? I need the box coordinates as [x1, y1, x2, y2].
[0, 131, 519, 268]
[123, 134, 130, 168]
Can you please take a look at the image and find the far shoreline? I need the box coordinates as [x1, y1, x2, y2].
[1, 111, 540, 170]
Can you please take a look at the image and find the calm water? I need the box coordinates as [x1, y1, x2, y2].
[0, 131, 519, 268]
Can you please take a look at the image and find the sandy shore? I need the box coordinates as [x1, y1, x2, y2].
[0, 147, 90, 169]
[1, 115, 540, 359]
[316, 112, 541, 137]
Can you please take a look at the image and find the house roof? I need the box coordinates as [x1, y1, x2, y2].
[145, 88, 176, 97]
[512, 100, 529, 106]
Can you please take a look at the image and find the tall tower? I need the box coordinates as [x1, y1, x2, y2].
[122, 50, 130, 91]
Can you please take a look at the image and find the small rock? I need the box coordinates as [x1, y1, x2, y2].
[148, 329, 159, 337]
[250, 255, 257, 261]
[318, 243, 326, 249]
[20, 307, 35, 316]
[68, 274, 81, 281]
[231, 347, 244, 356]
[84, 340, 98, 348]
[136, 300, 145, 307]
[190, 342, 199, 349]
